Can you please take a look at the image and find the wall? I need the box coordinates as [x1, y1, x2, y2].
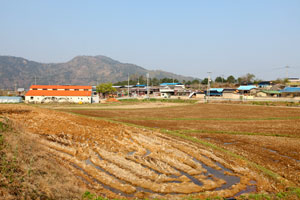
[25, 96, 91, 103]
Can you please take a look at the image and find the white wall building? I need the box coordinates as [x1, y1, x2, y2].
[25, 85, 92, 103]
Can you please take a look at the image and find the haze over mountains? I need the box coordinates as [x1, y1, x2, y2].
[0, 55, 194, 90]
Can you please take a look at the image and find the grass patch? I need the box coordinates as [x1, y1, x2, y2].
[180, 129, 298, 138]
[118, 98, 198, 104]
[105, 115, 300, 122]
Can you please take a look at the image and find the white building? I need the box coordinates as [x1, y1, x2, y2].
[25, 85, 92, 103]
[0, 96, 23, 103]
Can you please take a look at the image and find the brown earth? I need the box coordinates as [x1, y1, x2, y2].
[0, 104, 292, 199]
[0, 116, 86, 200]
[67, 103, 300, 187]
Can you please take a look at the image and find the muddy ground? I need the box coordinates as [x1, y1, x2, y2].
[67, 103, 300, 187]
[1, 104, 295, 199]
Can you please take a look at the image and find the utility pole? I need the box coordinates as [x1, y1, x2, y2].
[146, 73, 150, 99]
[128, 73, 130, 98]
[285, 66, 289, 79]
[137, 77, 140, 97]
[207, 72, 212, 103]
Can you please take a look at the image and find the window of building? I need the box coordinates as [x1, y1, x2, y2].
[30, 96, 33, 100]
[75, 89, 79, 91]
[32, 88, 37, 90]
[84, 89, 88, 91]
[65, 89, 70, 91]
[43, 88, 47, 90]
[53, 88, 57, 90]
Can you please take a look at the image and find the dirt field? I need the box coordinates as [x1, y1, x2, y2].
[36, 101, 191, 110]
[67, 103, 300, 188]
[1, 103, 300, 199]
[1, 104, 294, 200]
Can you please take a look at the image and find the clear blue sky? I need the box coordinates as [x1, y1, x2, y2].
[1, 0, 299, 80]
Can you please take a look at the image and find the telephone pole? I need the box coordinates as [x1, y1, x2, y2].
[146, 73, 150, 99]
[207, 72, 212, 103]
[137, 77, 140, 97]
[128, 73, 130, 97]
[285, 66, 289, 79]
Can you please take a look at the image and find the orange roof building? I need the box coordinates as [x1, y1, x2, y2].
[25, 85, 93, 103]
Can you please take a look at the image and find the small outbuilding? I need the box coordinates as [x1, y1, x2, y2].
[0, 96, 23, 103]
[281, 87, 300, 97]
[237, 85, 257, 95]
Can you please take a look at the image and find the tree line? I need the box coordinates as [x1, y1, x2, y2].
[113, 73, 261, 86]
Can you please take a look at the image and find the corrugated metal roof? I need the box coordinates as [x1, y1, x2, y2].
[30, 85, 92, 89]
[210, 88, 224, 92]
[261, 90, 281, 94]
[281, 87, 300, 93]
[160, 83, 182, 86]
[237, 85, 257, 90]
[0, 96, 22, 100]
[25, 90, 92, 96]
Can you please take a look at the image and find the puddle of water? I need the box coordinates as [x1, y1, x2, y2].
[268, 149, 277, 153]
[234, 181, 257, 197]
[127, 151, 136, 156]
[192, 158, 240, 190]
[85, 159, 127, 184]
[96, 153, 104, 160]
[215, 162, 234, 173]
[169, 174, 179, 178]
[224, 142, 234, 145]
[71, 162, 134, 197]
[76, 175, 91, 185]
[263, 148, 300, 163]
[177, 169, 203, 186]
[144, 149, 151, 157]
[166, 180, 182, 183]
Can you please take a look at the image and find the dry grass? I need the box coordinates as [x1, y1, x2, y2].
[0, 104, 278, 199]
[0, 117, 86, 200]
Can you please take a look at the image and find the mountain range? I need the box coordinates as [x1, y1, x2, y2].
[0, 55, 194, 90]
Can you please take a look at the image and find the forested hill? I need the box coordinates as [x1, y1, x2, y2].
[0, 55, 194, 90]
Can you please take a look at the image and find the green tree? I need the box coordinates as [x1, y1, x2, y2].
[96, 83, 117, 98]
[152, 77, 159, 86]
[191, 79, 200, 84]
[201, 78, 209, 84]
[226, 75, 236, 83]
[215, 76, 224, 83]
[186, 80, 192, 85]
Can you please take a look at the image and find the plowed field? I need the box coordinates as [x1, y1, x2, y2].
[67, 103, 300, 190]
[1, 104, 299, 199]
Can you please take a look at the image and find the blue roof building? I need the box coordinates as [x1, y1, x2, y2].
[210, 88, 224, 93]
[281, 87, 300, 93]
[160, 83, 183, 86]
[237, 85, 257, 91]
